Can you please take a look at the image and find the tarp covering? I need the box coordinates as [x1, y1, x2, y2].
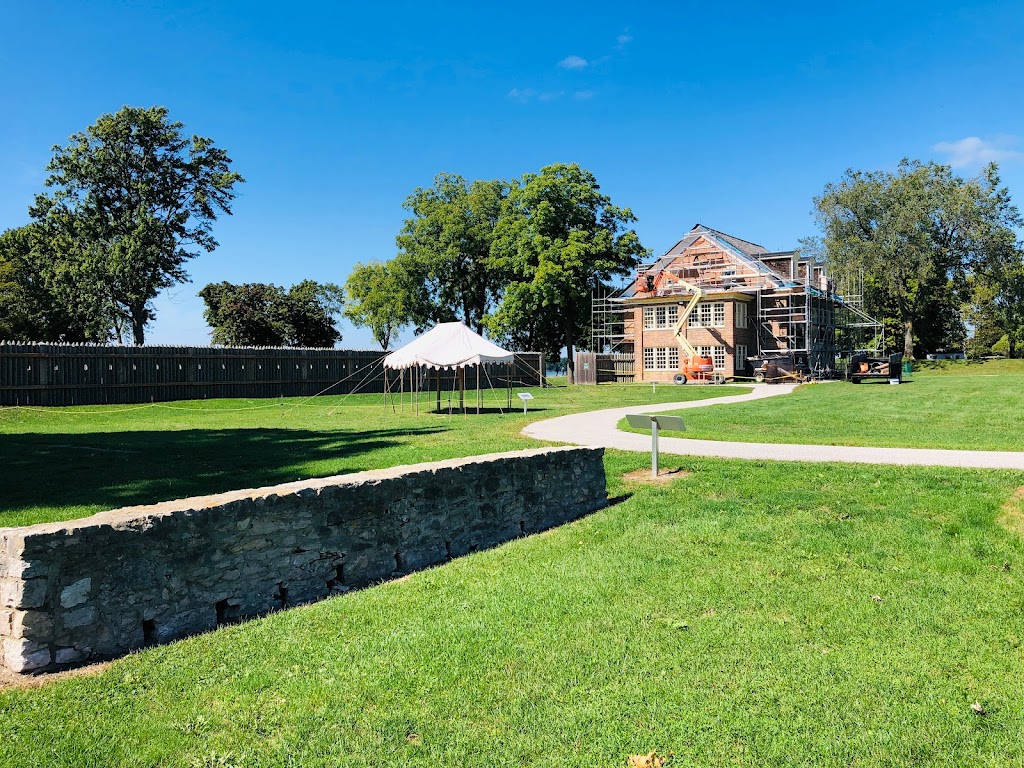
[382, 322, 514, 370]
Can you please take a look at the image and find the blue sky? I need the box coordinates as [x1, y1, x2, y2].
[2, 1, 1023, 348]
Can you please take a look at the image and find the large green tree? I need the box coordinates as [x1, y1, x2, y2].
[966, 258, 1024, 358]
[815, 160, 1021, 359]
[281, 280, 345, 347]
[199, 281, 343, 347]
[394, 174, 509, 333]
[30, 106, 244, 344]
[343, 261, 408, 350]
[0, 224, 114, 341]
[489, 163, 647, 384]
[199, 282, 284, 346]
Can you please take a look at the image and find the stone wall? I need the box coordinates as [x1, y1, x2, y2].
[0, 447, 606, 673]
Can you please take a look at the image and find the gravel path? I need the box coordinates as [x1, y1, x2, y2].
[523, 384, 1024, 470]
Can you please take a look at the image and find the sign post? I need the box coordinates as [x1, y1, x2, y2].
[625, 414, 686, 478]
[517, 392, 534, 415]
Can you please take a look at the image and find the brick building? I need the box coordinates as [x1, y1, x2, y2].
[598, 224, 877, 382]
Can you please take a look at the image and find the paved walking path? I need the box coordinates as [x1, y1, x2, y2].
[523, 384, 1024, 470]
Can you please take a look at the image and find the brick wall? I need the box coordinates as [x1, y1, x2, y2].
[631, 299, 756, 381]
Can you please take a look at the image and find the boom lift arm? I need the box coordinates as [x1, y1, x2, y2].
[663, 274, 706, 359]
[651, 271, 715, 382]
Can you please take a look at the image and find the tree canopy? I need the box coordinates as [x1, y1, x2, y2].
[199, 281, 344, 347]
[0, 224, 114, 342]
[488, 163, 647, 382]
[815, 160, 1022, 359]
[343, 261, 407, 350]
[393, 174, 509, 333]
[29, 106, 244, 344]
[339, 164, 646, 373]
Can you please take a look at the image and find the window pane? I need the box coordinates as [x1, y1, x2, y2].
[713, 303, 725, 327]
[667, 347, 679, 368]
[644, 347, 655, 369]
[644, 307, 655, 330]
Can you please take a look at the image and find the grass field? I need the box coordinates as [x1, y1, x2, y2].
[621, 360, 1024, 451]
[1, 452, 1022, 767]
[3, 367, 1024, 766]
[0, 382, 746, 527]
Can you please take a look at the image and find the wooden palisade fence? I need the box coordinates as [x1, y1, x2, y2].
[573, 352, 636, 385]
[0, 343, 545, 406]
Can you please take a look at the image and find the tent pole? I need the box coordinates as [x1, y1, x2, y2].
[383, 367, 387, 413]
[476, 365, 480, 415]
[415, 366, 419, 417]
[459, 367, 465, 415]
[400, 367, 404, 413]
[436, 367, 441, 413]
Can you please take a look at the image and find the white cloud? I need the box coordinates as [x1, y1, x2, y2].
[616, 33, 633, 47]
[558, 55, 588, 70]
[507, 87, 536, 103]
[507, 88, 564, 103]
[933, 136, 1023, 168]
[573, 90, 595, 100]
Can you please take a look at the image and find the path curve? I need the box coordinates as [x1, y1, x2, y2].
[523, 384, 1024, 470]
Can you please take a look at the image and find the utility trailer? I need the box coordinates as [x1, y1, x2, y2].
[847, 352, 903, 384]
[749, 354, 812, 384]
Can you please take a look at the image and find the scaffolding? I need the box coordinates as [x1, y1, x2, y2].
[590, 286, 633, 353]
[593, 254, 884, 380]
[752, 277, 882, 379]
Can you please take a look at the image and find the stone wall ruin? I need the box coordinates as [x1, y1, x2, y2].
[0, 446, 606, 673]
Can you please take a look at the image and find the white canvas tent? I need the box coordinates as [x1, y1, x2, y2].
[382, 322, 515, 414]
[382, 322, 514, 370]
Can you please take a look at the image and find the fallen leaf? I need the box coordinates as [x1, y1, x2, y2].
[971, 702, 986, 716]
[628, 752, 672, 767]
[871, 595, 883, 603]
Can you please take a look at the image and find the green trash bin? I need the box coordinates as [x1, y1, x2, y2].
[901, 361, 913, 375]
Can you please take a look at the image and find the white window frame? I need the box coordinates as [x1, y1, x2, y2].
[643, 304, 679, 330]
[689, 302, 725, 328]
[735, 302, 749, 329]
[735, 344, 747, 370]
[643, 346, 680, 371]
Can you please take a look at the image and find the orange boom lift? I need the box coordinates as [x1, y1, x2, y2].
[664, 273, 715, 383]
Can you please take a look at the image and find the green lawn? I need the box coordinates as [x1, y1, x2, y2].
[4, 373, 1024, 766]
[1, 452, 1022, 767]
[621, 360, 1024, 451]
[0, 382, 746, 527]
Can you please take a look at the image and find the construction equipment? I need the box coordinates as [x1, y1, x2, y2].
[664, 273, 715, 383]
[750, 353, 811, 383]
[847, 352, 904, 384]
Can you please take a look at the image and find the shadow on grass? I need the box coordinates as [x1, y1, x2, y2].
[0, 426, 446, 520]
[420, 406, 554, 415]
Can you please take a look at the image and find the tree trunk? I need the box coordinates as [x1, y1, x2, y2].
[903, 319, 914, 360]
[1009, 334, 1017, 359]
[131, 310, 146, 346]
[565, 318, 575, 386]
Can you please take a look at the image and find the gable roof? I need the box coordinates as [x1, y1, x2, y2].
[618, 224, 795, 298]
